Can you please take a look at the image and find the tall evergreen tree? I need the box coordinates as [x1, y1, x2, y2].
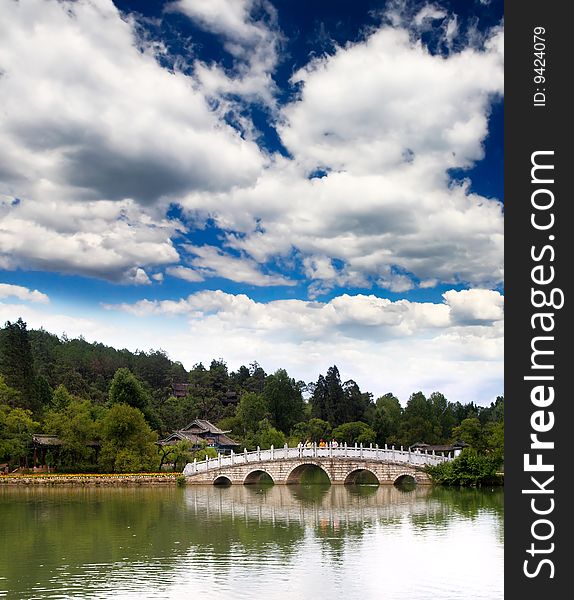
[263, 369, 304, 434]
[0, 319, 36, 411]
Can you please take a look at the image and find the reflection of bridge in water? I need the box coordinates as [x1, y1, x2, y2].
[183, 484, 446, 529]
[183, 444, 450, 485]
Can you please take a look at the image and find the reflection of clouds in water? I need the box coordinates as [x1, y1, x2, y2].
[0, 486, 503, 600]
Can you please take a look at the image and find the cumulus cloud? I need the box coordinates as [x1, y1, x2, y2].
[0, 198, 180, 280]
[0, 0, 503, 299]
[105, 288, 502, 342]
[279, 25, 503, 173]
[443, 288, 504, 324]
[0, 0, 264, 280]
[177, 21, 504, 294]
[103, 288, 503, 403]
[0, 283, 50, 304]
[171, 0, 282, 106]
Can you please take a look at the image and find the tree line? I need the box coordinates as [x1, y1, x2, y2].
[0, 319, 503, 474]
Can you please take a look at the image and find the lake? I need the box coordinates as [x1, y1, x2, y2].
[0, 484, 503, 600]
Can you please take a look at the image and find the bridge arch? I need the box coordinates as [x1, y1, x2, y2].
[243, 469, 275, 485]
[285, 462, 331, 485]
[343, 468, 380, 485]
[394, 473, 418, 486]
[213, 475, 232, 486]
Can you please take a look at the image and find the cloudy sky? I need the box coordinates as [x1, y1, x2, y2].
[0, 0, 503, 405]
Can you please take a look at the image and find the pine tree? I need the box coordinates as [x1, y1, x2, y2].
[0, 319, 36, 411]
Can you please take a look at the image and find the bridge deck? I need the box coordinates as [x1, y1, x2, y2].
[183, 445, 449, 476]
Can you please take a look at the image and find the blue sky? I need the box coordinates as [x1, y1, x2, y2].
[0, 0, 503, 404]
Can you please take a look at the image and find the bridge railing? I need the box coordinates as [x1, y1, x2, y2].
[183, 444, 451, 476]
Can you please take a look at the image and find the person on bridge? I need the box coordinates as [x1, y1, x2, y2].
[319, 439, 326, 448]
[332, 439, 339, 449]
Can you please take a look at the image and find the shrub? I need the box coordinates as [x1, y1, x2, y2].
[426, 448, 502, 486]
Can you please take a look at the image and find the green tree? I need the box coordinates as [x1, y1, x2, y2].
[0, 375, 22, 407]
[51, 384, 74, 411]
[184, 362, 225, 421]
[0, 403, 39, 466]
[168, 440, 193, 472]
[397, 391, 441, 447]
[341, 380, 372, 424]
[372, 393, 402, 445]
[43, 398, 100, 466]
[310, 366, 348, 426]
[486, 420, 504, 462]
[236, 392, 268, 434]
[451, 417, 487, 453]
[0, 319, 37, 411]
[108, 367, 149, 412]
[331, 421, 376, 445]
[254, 419, 287, 449]
[98, 403, 157, 473]
[429, 392, 457, 440]
[263, 369, 304, 434]
[191, 441, 218, 462]
[291, 418, 332, 443]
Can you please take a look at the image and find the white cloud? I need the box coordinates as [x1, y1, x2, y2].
[443, 288, 504, 324]
[0, 0, 504, 302]
[105, 288, 502, 348]
[280, 26, 503, 174]
[178, 22, 504, 293]
[0, 198, 180, 280]
[171, 0, 282, 106]
[103, 288, 503, 404]
[0, 283, 50, 304]
[171, 0, 266, 45]
[0, 0, 264, 280]
[184, 244, 294, 286]
[166, 266, 205, 283]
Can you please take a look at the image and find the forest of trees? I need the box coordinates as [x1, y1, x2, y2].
[0, 318, 504, 476]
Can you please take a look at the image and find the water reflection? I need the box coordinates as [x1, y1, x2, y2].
[0, 485, 503, 600]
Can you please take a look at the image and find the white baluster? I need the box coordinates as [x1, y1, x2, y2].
[231, 450, 234, 465]
[193, 458, 197, 473]
[271, 445, 274, 460]
[257, 446, 261, 461]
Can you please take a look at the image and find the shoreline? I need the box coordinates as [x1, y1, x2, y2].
[0, 473, 179, 486]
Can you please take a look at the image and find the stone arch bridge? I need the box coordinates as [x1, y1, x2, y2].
[183, 444, 450, 486]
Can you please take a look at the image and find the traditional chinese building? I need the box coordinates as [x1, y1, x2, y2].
[30, 434, 100, 470]
[157, 419, 240, 455]
[409, 441, 469, 457]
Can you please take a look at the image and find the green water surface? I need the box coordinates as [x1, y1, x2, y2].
[0, 484, 503, 600]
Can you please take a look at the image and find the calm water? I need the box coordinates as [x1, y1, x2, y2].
[0, 484, 503, 600]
